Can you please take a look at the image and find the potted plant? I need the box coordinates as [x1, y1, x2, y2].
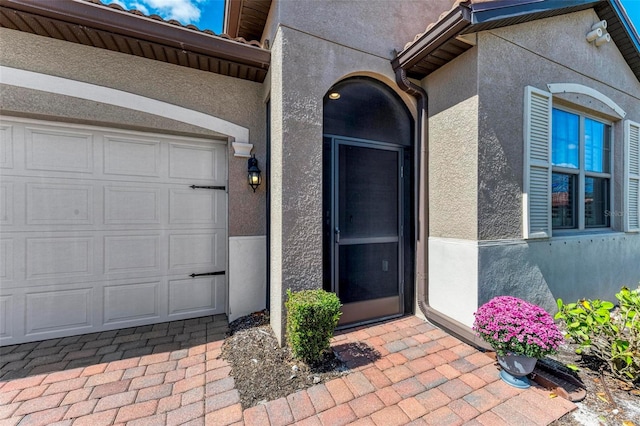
[473, 296, 564, 388]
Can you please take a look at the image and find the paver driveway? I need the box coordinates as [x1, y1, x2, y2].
[0, 315, 575, 425]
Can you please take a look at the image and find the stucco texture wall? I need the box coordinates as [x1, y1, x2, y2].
[263, 0, 456, 60]
[478, 234, 640, 314]
[423, 48, 479, 240]
[0, 28, 267, 237]
[268, 23, 417, 342]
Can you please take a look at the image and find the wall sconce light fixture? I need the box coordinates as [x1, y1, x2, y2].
[248, 155, 262, 192]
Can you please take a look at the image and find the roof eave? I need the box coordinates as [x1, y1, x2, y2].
[395, 0, 640, 82]
[597, 0, 640, 75]
[392, 6, 471, 72]
[222, 0, 271, 43]
[224, 0, 243, 38]
[1, 0, 270, 71]
[466, 0, 600, 25]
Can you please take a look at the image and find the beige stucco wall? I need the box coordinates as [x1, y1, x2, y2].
[476, 9, 640, 239]
[262, 0, 455, 60]
[423, 48, 480, 240]
[0, 28, 267, 237]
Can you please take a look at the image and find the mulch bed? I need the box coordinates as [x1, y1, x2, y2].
[548, 340, 639, 425]
[220, 310, 349, 409]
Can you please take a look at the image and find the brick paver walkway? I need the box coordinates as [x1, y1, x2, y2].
[0, 315, 575, 425]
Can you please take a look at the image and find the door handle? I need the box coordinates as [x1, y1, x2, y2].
[335, 227, 340, 243]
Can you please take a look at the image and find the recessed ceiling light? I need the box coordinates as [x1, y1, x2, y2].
[328, 92, 340, 100]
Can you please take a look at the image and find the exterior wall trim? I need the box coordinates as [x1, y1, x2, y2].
[0, 66, 250, 142]
[547, 83, 627, 118]
[228, 235, 267, 322]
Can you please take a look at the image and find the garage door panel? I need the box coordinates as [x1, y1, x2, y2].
[169, 231, 226, 272]
[0, 124, 14, 169]
[0, 239, 13, 282]
[26, 237, 94, 280]
[27, 182, 94, 225]
[25, 127, 94, 174]
[0, 182, 13, 226]
[169, 189, 225, 226]
[26, 288, 93, 336]
[168, 276, 224, 316]
[104, 235, 160, 274]
[104, 136, 161, 177]
[0, 295, 13, 339]
[104, 186, 162, 225]
[169, 143, 225, 182]
[104, 281, 160, 325]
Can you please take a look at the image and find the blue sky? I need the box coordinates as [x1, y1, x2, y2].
[107, 0, 225, 32]
[108, 0, 639, 38]
[621, 0, 640, 35]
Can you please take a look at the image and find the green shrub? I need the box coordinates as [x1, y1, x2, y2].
[555, 286, 640, 385]
[285, 289, 341, 364]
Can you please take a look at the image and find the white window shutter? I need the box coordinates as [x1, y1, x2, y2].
[523, 86, 552, 239]
[625, 120, 640, 232]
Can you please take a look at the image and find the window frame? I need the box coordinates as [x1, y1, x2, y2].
[551, 105, 614, 232]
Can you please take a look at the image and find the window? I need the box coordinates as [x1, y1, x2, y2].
[551, 108, 611, 230]
[523, 85, 639, 239]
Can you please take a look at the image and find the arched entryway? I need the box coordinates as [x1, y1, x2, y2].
[322, 77, 414, 326]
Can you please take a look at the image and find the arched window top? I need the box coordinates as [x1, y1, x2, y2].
[323, 77, 413, 146]
[547, 83, 626, 119]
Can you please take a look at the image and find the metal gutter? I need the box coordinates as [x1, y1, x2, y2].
[0, 0, 270, 70]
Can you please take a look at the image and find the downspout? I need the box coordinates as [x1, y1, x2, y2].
[394, 68, 428, 317]
[394, 68, 490, 349]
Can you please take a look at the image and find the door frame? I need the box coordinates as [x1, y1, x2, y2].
[326, 134, 405, 326]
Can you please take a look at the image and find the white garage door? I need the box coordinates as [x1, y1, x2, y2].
[0, 117, 228, 345]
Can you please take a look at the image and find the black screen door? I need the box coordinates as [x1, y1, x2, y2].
[332, 138, 403, 325]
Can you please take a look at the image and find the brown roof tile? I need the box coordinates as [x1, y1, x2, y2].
[403, 0, 496, 51]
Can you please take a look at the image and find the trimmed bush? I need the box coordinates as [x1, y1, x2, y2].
[285, 289, 341, 364]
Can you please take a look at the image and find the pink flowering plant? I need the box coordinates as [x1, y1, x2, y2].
[473, 296, 564, 358]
